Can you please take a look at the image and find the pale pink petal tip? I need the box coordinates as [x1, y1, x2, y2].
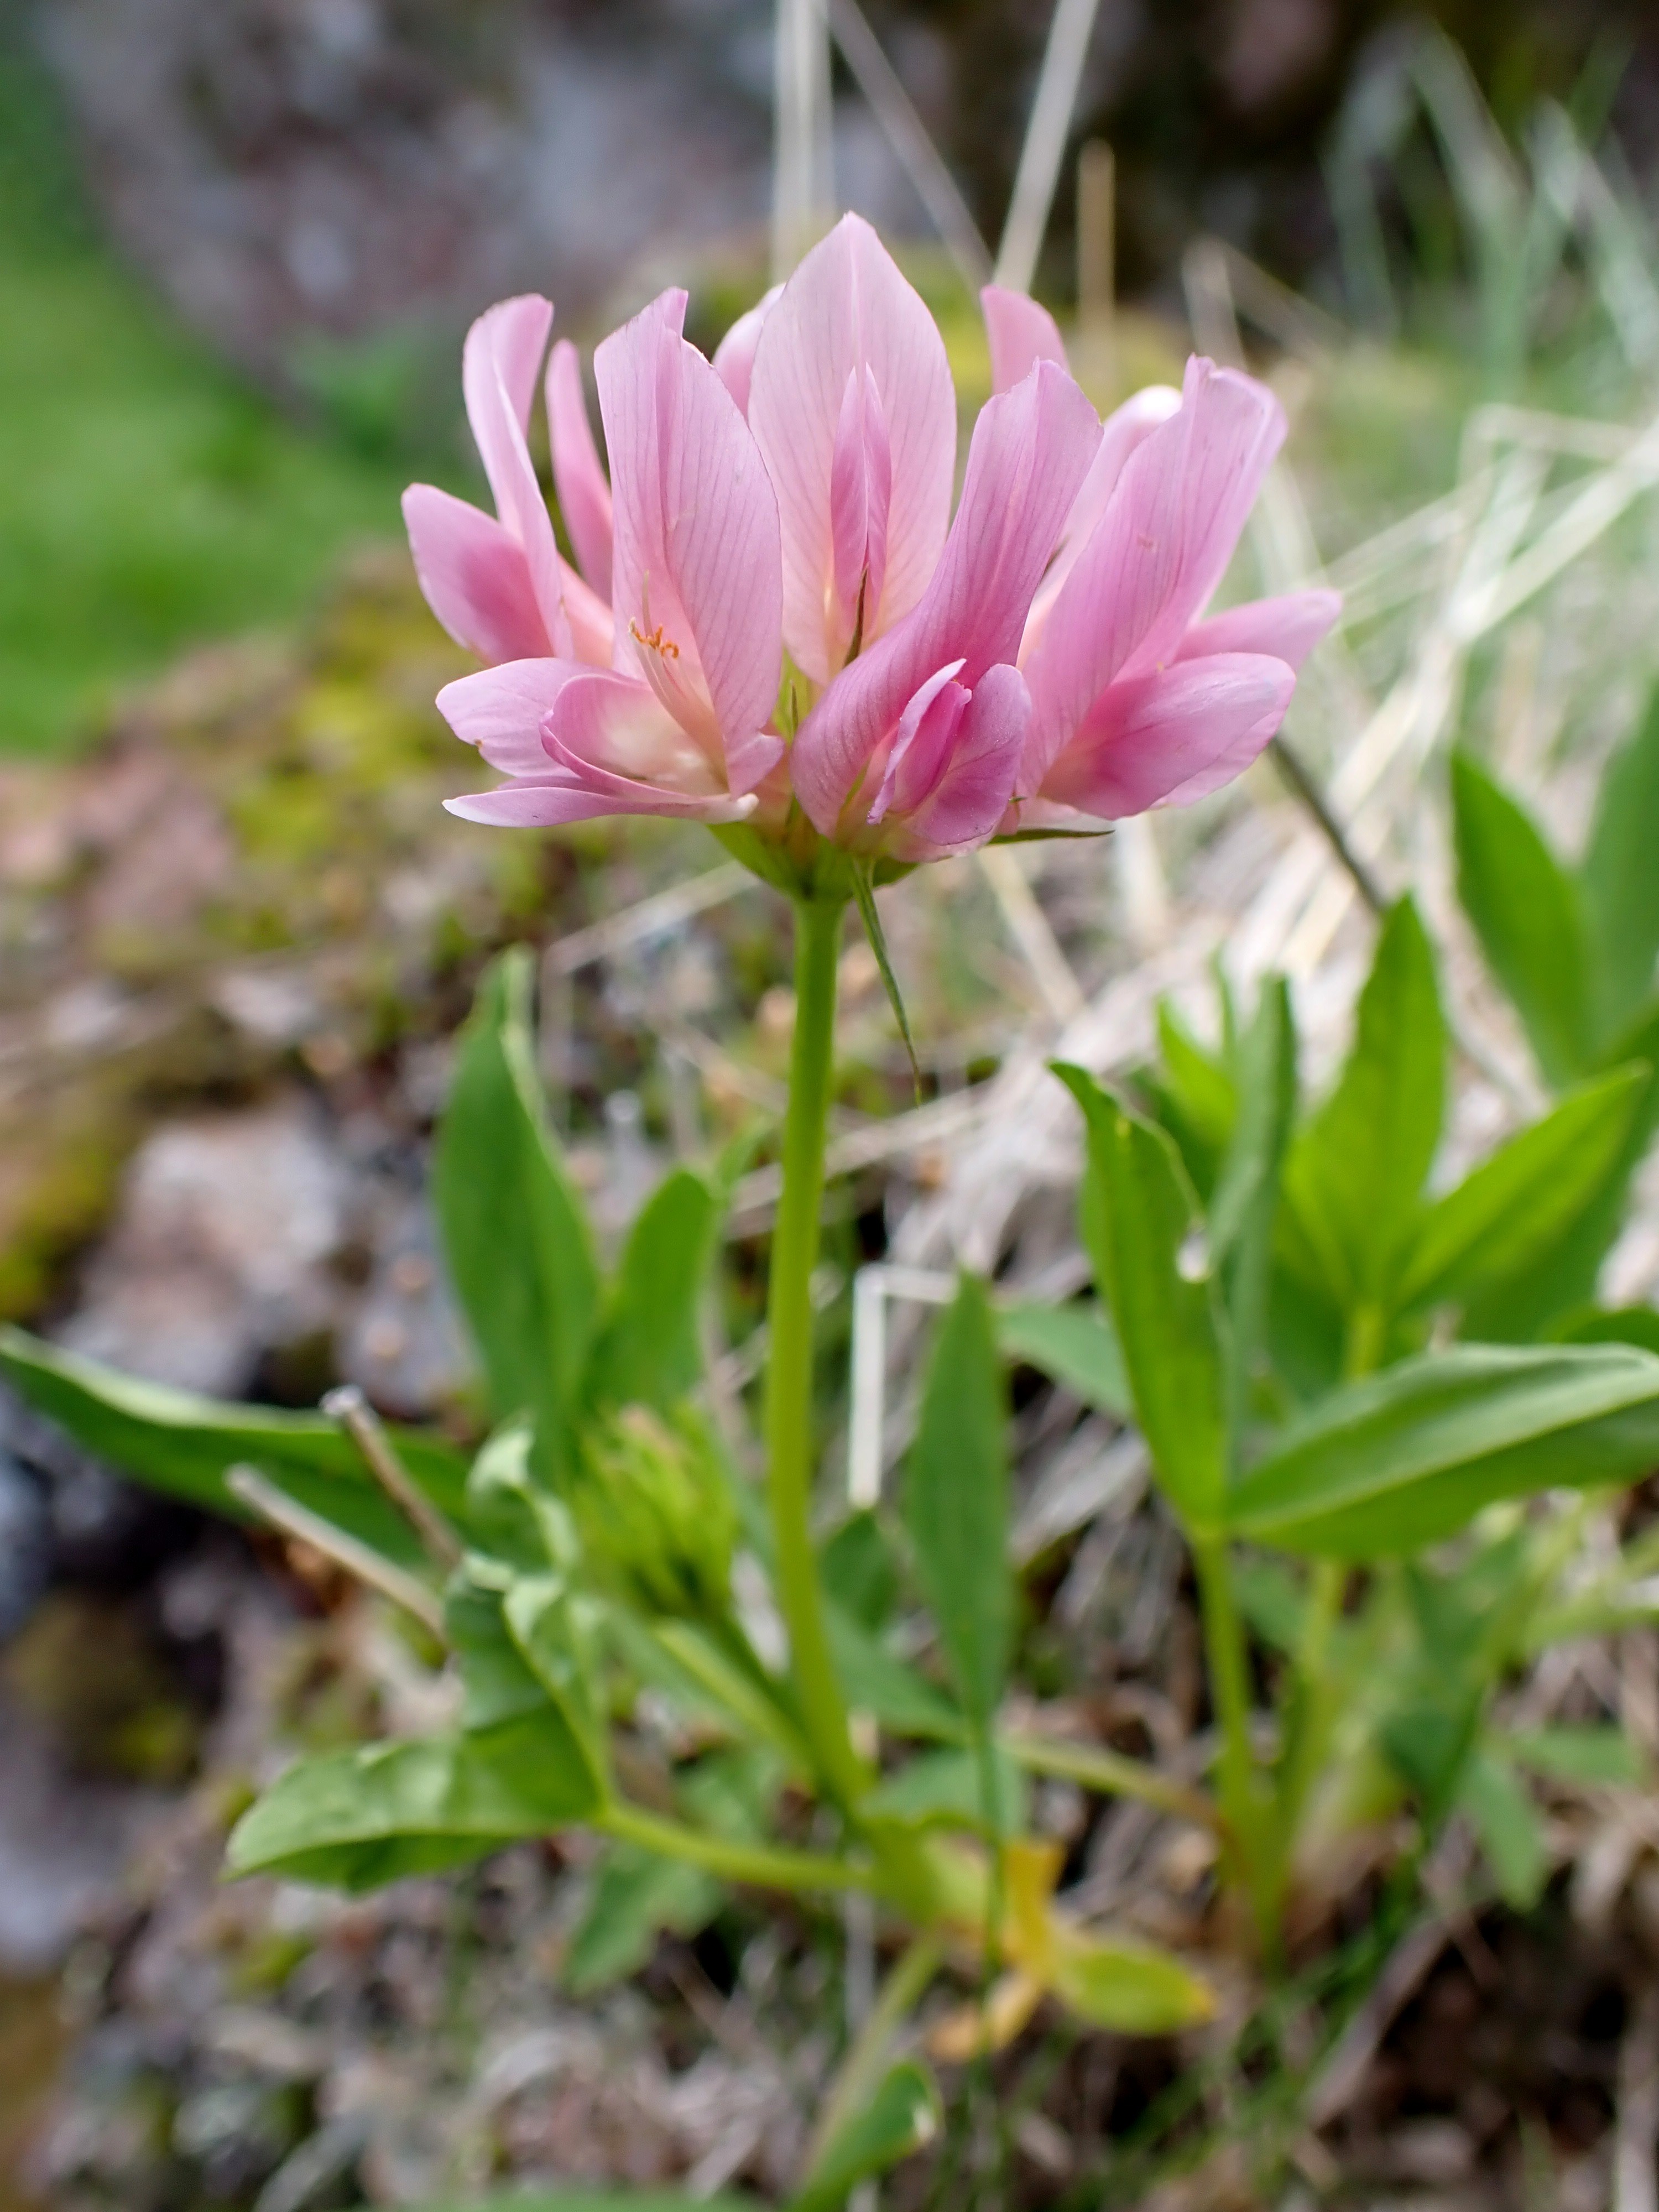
[712, 284, 782, 417]
[748, 213, 955, 683]
[980, 284, 1069, 394]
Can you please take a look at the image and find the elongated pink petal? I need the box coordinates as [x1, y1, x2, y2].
[749, 213, 956, 682]
[1177, 587, 1340, 671]
[712, 284, 781, 417]
[460, 296, 564, 646]
[981, 284, 1067, 393]
[830, 366, 893, 647]
[1040, 653, 1293, 819]
[595, 289, 782, 777]
[436, 658, 583, 776]
[445, 780, 667, 827]
[441, 666, 771, 828]
[546, 340, 614, 601]
[867, 660, 968, 825]
[1020, 356, 1285, 793]
[548, 668, 730, 799]
[895, 662, 1030, 859]
[793, 358, 1099, 835]
[403, 485, 552, 664]
[558, 555, 615, 667]
[1021, 385, 1183, 656]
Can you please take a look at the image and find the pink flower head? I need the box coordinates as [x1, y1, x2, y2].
[406, 232, 1337, 860]
[437, 290, 786, 830]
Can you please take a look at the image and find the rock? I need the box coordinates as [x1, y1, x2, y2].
[0, 1694, 161, 1973]
[0, 1449, 50, 1644]
[59, 1100, 351, 1398]
[337, 1193, 470, 1419]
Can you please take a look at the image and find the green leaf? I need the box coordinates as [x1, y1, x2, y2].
[1553, 1305, 1659, 1354]
[902, 1276, 1011, 1740]
[564, 1846, 721, 1995]
[447, 1573, 553, 1731]
[1147, 999, 1238, 1201]
[1458, 1749, 1548, 1910]
[1230, 1558, 1308, 1654]
[1399, 1066, 1647, 1311]
[996, 1298, 1130, 1419]
[1282, 898, 1444, 1312]
[1045, 1929, 1215, 2035]
[585, 1168, 720, 1415]
[792, 2060, 941, 2212]
[1467, 1001, 1659, 1342]
[0, 1327, 468, 1565]
[1451, 752, 1590, 1085]
[648, 1618, 810, 1768]
[503, 1575, 611, 1788]
[825, 1604, 964, 1742]
[1582, 684, 1659, 1044]
[1056, 1067, 1228, 1533]
[227, 1715, 603, 1890]
[1210, 977, 1297, 1416]
[1379, 1698, 1480, 1819]
[434, 947, 599, 1474]
[863, 1746, 1029, 1835]
[1505, 1724, 1644, 1787]
[817, 1511, 899, 1630]
[1228, 1342, 1659, 1557]
[465, 1420, 576, 1575]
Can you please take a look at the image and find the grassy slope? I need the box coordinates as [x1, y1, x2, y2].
[0, 35, 425, 757]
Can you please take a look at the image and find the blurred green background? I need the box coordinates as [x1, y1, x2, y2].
[0, 32, 419, 755]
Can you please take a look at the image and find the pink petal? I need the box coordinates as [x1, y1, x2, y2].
[547, 668, 734, 801]
[403, 485, 552, 664]
[558, 555, 615, 667]
[792, 359, 1100, 836]
[446, 780, 646, 828]
[460, 296, 564, 647]
[830, 367, 893, 650]
[595, 289, 782, 774]
[436, 658, 583, 776]
[546, 339, 614, 602]
[867, 659, 968, 825]
[749, 213, 956, 682]
[1021, 384, 1183, 656]
[1040, 653, 1294, 819]
[1020, 356, 1286, 793]
[1177, 587, 1340, 671]
[980, 284, 1068, 394]
[712, 284, 782, 417]
[895, 662, 1030, 859]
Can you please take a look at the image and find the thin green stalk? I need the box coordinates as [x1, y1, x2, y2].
[764, 894, 868, 1811]
[1000, 1730, 1222, 1832]
[804, 1931, 945, 2176]
[600, 1801, 874, 1898]
[1195, 1537, 1275, 1951]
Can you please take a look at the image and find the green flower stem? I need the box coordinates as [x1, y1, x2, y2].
[600, 1801, 876, 1897]
[765, 893, 869, 1812]
[1000, 1730, 1221, 1832]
